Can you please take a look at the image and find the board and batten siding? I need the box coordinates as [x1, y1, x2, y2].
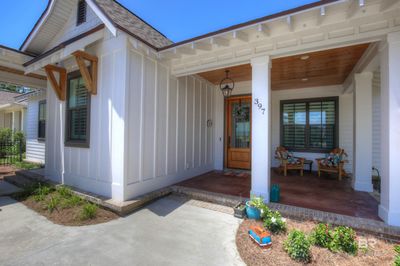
[25, 95, 46, 164]
[45, 33, 127, 200]
[372, 69, 381, 173]
[213, 81, 354, 173]
[125, 49, 214, 199]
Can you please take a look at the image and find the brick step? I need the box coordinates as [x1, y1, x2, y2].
[15, 170, 47, 183]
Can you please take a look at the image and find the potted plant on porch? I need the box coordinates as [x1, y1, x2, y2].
[246, 195, 264, 220]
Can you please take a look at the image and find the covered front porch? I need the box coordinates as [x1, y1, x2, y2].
[178, 169, 380, 220]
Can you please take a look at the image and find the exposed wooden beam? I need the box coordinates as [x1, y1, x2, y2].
[257, 24, 270, 36]
[380, 0, 397, 11]
[347, 0, 364, 18]
[44, 64, 66, 101]
[177, 46, 196, 55]
[72, 50, 98, 95]
[210, 37, 230, 47]
[0, 65, 46, 80]
[232, 30, 249, 42]
[160, 49, 181, 59]
[191, 42, 212, 51]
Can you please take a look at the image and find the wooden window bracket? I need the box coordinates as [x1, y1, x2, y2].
[44, 65, 67, 101]
[72, 50, 98, 95]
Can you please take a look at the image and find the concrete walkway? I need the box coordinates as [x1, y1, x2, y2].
[0, 180, 21, 196]
[0, 195, 244, 266]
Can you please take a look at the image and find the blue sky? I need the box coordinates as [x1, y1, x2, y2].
[0, 0, 318, 49]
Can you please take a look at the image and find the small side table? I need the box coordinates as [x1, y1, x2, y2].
[303, 160, 313, 173]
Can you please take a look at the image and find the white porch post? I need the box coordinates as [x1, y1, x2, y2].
[11, 111, 16, 132]
[352, 72, 373, 192]
[379, 32, 400, 226]
[250, 56, 271, 201]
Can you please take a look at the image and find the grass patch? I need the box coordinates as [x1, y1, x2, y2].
[13, 161, 43, 170]
[80, 203, 98, 220]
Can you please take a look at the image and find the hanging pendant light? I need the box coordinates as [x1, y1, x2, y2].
[219, 70, 235, 97]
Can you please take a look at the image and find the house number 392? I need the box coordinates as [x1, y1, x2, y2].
[254, 98, 266, 115]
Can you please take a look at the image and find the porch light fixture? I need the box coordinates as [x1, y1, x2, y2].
[220, 70, 235, 97]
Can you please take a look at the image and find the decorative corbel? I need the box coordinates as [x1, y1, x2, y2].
[44, 65, 67, 101]
[72, 50, 98, 95]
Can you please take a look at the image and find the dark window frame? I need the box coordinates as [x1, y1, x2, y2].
[76, 0, 87, 26]
[65, 70, 91, 148]
[280, 97, 339, 153]
[38, 99, 46, 141]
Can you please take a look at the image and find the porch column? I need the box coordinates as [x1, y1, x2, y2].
[352, 72, 373, 192]
[379, 32, 400, 226]
[250, 56, 271, 201]
[11, 111, 16, 132]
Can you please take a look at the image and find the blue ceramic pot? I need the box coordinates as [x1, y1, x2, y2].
[246, 201, 261, 220]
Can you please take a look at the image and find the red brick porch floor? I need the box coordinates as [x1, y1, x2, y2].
[177, 169, 381, 221]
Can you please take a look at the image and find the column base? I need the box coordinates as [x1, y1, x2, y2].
[250, 190, 270, 203]
[352, 179, 373, 192]
[379, 204, 400, 226]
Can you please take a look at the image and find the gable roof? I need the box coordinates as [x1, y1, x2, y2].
[92, 0, 173, 48]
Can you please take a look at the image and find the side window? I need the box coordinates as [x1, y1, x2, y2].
[76, 0, 87, 26]
[38, 100, 46, 140]
[65, 71, 90, 148]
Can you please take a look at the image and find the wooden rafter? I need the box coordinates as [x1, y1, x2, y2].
[72, 50, 98, 95]
[44, 65, 66, 101]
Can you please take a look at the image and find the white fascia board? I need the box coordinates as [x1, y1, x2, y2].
[21, 0, 57, 52]
[86, 0, 117, 36]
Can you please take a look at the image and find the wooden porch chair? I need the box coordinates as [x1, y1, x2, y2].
[316, 148, 348, 180]
[275, 146, 305, 176]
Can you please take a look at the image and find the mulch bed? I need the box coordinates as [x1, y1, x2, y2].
[236, 219, 396, 266]
[19, 196, 119, 226]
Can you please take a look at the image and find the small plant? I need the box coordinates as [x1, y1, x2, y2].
[329, 226, 358, 255]
[60, 195, 82, 209]
[263, 210, 287, 234]
[33, 183, 52, 202]
[310, 223, 333, 248]
[46, 196, 60, 213]
[284, 230, 311, 263]
[57, 185, 73, 198]
[395, 245, 400, 266]
[248, 195, 265, 209]
[80, 203, 98, 220]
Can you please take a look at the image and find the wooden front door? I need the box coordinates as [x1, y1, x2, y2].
[225, 96, 251, 169]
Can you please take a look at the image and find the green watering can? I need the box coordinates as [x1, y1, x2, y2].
[270, 184, 280, 203]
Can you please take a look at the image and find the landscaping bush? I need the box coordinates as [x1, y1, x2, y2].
[81, 203, 98, 220]
[310, 223, 333, 248]
[329, 226, 358, 255]
[263, 210, 287, 234]
[284, 230, 311, 263]
[248, 195, 265, 209]
[0, 128, 12, 144]
[57, 185, 73, 198]
[13, 131, 26, 152]
[33, 183, 52, 202]
[60, 195, 82, 209]
[395, 245, 400, 266]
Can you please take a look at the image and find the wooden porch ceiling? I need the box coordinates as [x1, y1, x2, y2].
[197, 43, 370, 90]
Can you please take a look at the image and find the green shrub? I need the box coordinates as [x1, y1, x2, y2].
[80, 203, 98, 220]
[263, 210, 287, 234]
[329, 226, 358, 255]
[46, 196, 60, 213]
[284, 230, 311, 263]
[395, 245, 400, 266]
[13, 131, 26, 152]
[57, 185, 73, 198]
[310, 223, 333, 248]
[0, 128, 12, 144]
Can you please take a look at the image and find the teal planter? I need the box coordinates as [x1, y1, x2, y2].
[246, 201, 261, 220]
[270, 184, 280, 203]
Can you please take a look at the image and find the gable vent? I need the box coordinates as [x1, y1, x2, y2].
[76, 0, 87, 26]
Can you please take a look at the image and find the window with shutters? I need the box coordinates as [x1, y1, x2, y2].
[281, 97, 338, 152]
[76, 0, 87, 26]
[38, 100, 46, 140]
[65, 70, 90, 148]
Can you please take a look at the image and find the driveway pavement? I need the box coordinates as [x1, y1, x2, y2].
[0, 195, 244, 266]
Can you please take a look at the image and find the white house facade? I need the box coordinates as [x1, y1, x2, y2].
[0, 0, 399, 227]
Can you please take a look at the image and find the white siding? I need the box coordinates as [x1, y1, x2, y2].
[26, 95, 46, 164]
[125, 49, 214, 199]
[214, 81, 354, 173]
[44, 1, 102, 52]
[372, 70, 381, 172]
[45, 34, 128, 199]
